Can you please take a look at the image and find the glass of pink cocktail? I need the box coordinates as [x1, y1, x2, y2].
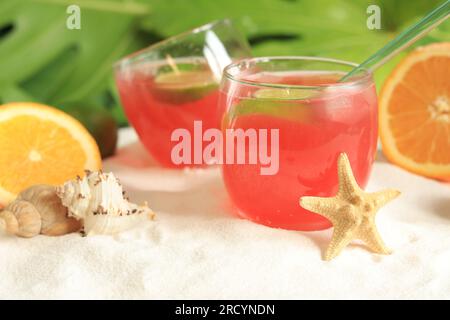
[115, 20, 251, 168]
[219, 57, 378, 231]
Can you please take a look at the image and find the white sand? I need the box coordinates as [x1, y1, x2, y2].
[0, 128, 449, 299]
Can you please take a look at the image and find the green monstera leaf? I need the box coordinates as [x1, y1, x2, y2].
[141, 0, 448, 87]
[0, 0, 152, 125]
[0, 0, 447, 128]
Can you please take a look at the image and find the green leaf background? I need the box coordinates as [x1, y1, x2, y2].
[0, 0, 448, 126]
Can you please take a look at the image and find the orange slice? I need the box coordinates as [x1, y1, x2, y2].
[379, 42, 450, 180]
[0, 102, 102, 205]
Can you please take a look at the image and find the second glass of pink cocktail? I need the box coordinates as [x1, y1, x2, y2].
[219, 57, 378, 231]
[115, 20, 251, 168]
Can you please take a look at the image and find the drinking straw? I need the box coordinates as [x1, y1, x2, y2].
[341, 1, 450, 81]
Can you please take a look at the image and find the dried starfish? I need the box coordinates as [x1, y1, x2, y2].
[300, 153, 401, 261]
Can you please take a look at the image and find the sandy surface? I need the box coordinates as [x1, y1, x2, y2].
[1, 128, 449, 299]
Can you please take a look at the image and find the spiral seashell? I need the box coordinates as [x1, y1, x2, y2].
[0, 185, 81, 238]
[56, 171, 154, 236]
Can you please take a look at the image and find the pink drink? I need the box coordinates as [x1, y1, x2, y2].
[220, 69, 378, 231]
[116, 60, 220, 167]
[114, 20, 252, 168]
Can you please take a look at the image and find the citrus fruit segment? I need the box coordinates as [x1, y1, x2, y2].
[227, 98, 312, 124]
[224, 88, 316, 122]
[0, 102, 102, 205]
[379, 42, 450, 180]
[152, 70, 218, 104]
[254, 88, 315, 100]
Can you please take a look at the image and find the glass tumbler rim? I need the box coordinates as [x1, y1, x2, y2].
[222, 56, 374, 92]
[113, 19, 234, 70]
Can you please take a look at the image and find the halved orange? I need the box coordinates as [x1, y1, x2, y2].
[379, 42, 450, 180]
[0, 102, 102, 205]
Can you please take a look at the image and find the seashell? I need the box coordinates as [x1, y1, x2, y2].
[0, 200, 41, 238]
[57, 171, 154, 236]
[0, 185, 82, 238]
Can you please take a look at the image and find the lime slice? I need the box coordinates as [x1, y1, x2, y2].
[151, 70, 218, 104]
[227, 98, 312, 123]
[224, 88, 314, 123]
[254, 88, 315, 100]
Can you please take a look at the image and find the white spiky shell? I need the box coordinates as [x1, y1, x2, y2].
[56, 171, 154, 236]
